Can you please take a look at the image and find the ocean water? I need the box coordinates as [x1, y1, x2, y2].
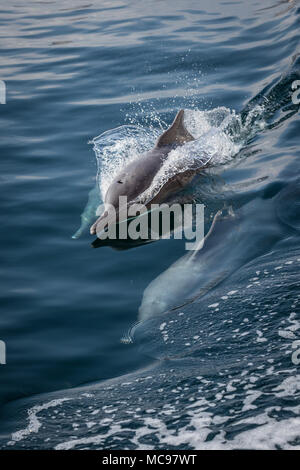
[0, 0, 300, 449]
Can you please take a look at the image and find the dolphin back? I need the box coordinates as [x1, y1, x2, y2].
[156, 109, 195, 148]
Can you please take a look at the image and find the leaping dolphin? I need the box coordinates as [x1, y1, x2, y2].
[90, 110, 206, 237]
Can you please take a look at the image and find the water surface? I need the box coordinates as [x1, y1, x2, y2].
[0, 0, 299, 449]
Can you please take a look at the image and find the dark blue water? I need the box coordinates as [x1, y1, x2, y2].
[0, 0, 299, 449]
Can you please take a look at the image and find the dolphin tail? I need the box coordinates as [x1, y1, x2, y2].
[156, 109, 195, 148]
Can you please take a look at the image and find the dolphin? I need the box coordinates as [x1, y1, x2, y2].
[90, 110, 204, 236]
[72, 184, 101, 239]
[138, 197, 285, 321]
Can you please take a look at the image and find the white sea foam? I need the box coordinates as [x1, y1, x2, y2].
[46, 374, 300, 450]
[8, 398, 71, 446]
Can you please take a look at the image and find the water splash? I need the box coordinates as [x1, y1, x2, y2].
[92, 125, 156, 199]
[92, 107, 248, 205]
[73, 102, 270, 238]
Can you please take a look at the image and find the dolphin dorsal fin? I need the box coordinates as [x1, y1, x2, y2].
[156, 109, 195, 148]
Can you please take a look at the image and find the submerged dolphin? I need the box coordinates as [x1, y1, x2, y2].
[138, 197, 285, 321]
[90, 110, 204, 236]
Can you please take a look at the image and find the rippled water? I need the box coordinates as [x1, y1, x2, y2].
[0, 0, 299, 449]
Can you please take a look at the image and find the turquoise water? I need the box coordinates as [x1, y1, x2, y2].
[0, 0, 299, 449]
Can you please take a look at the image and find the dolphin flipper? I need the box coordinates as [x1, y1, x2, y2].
[156, 109, 195, 148]
[72, 184, 101, 239]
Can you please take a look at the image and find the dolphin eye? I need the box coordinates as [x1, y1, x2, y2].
[117, 180, 123, 184]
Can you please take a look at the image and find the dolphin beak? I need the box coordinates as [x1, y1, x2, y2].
[90, 211, 109, 235]
[90, 207, 128, 237]
[90, 204, 148, 238]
